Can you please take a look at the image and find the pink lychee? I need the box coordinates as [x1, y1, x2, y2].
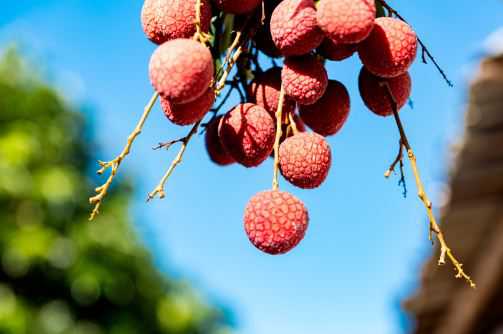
[358, 17, 417, 78]
[205, 116, 235, 166]
[317, 0, 376, 44]
[318, 38, 358, 61]
[270, 0, 324, 56]
[244, 190, 309, 255]
[213, 0, 262, 14]
[358, 67, 412, 117]
[279, 132, 332, 189]
[299, 80, 350, 136]
[149, 38, 214, 104]
[218, 103, 276, 167]
[282, 55, 328, 105]
[141, 0, 212, 45]
[161, 87, 215, 126]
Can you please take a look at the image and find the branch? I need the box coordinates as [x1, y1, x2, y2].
[385, 139, 407, 198]
[89, 92, 159, 220]
[272, 85, 285, 191]
[381, 82, 475, 288]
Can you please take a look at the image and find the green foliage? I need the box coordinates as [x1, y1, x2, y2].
[0, 48, 232, 334]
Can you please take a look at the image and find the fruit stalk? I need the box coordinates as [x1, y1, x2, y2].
[272, 85, 285, 191]
[89, 92, 159, 220]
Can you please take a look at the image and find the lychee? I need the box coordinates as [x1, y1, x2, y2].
[248, 67, 295, 118]
[279, 132, 332, 189]
[149, 38, 214, 104]
[205, 116, 235, 166]
[358, 17, 417, 78]
[213, 0, 262, 14]
[317, 0, 376, 44]
[219, 103, 276, 167]
[318, 38, 358, 61]
[358, 67, 411, 117]
[244, 190, 309, 255]
[141, 0, 212, 45]
[299, 80, 350, 136]
[270, 0, 324, 56]
[282, 55, 328, 105]
[161, 87, 215, 126]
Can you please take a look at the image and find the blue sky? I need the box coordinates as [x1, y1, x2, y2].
[2, 1, 503, 333]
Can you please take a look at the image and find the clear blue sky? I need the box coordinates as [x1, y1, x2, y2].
[2, 1, 503, 333]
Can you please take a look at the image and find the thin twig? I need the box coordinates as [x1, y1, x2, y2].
[382, 82, 475, 288]
[89, 92, 159, 220]
[287, 110, 299, 135]
[147, 121, 201, 201]
[272, 86, 285, 191]
[194, 0, 210, 44]
[384, 139, 407, 197]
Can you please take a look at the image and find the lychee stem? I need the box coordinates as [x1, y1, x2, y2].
[147, 120, 201, 201]
[287, 110, 299, 135]
[382, 82, 475, 288]
[194, 0, 210, 45]
[89, 92, 159, 221]
[272, 85, 285, 191]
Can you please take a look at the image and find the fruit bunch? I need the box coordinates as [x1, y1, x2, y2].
[90, 0, 474, 286]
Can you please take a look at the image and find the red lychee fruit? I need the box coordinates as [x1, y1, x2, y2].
[213, 0, 262, 14]
[358, 67, 412, 117]
[299, 80, 350, 136]
[141, 0, 212, 45]
[248, 67, 295, 118]
[282, 55, 328, 105]
[205, 116, 235, 166]
[279, 132, 332, 189]
[270, 0, 324, 56]
[358, 17, 418, 78]
[149, 39, 214, 104]
[161, 88, 215, 126]
[317, 0, 376, 44]
[318, 38, 358, 61]
[219, 103, 276, 167]
[244, 190, 309, 255]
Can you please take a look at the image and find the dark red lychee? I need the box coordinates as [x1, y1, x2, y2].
[358, 67, 412, 117]
[270, 0, 324, 56]
[205, 116, 235, 166]
[161, 88, 215, 126]
[149, 38, 214, 104]
[279, 132, 332, 189]
[282, 55, 328, 105]
[213, 0, 262, 14]
[318, 38, 358, 61]
[317, 0, 376, 44]
[248, 67, 295, 118]
[358, 17, 417, 78]
[299, 80, 350, 136]
[244, 190, 309, 255]
[141, 0, 212, 45]
[219, 103, 276, 167]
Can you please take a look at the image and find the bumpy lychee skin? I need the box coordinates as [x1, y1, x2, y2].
[244, 190, 309, 255]
[141, 0, 212, 45]
[149, 39, 214, 104]
[317, 0, 376, 44]
[318, 38, 358, 61]
[282, 55, 328, 105]
[248, 68, 295, 118]
[279, 132, 332, 189]
[219, 103, 276, 167]
[213, 0, 262, 14]
[358, 67, 412, 117]
[299, 80, 350, 136]
[161, 88, 215, 126]
[358, 17, 418, 78]
[205, 116, 235, 166]
[270, 0, 324, 56]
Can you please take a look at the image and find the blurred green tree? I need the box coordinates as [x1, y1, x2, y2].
[0, 49, 232, 334]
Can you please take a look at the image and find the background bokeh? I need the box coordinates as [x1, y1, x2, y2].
[1, 1, 503, 333]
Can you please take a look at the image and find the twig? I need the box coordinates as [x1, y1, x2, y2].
[89, 92, 159, 220]
[382, 82, 475, 288]
[287, 110, 299, 135]
[376, 0, 453, 87]
[147, 121, 200, 201]
[272, 86, 285, 191]
[385, 139, 407, 198]
[194, 0, 210, 44]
